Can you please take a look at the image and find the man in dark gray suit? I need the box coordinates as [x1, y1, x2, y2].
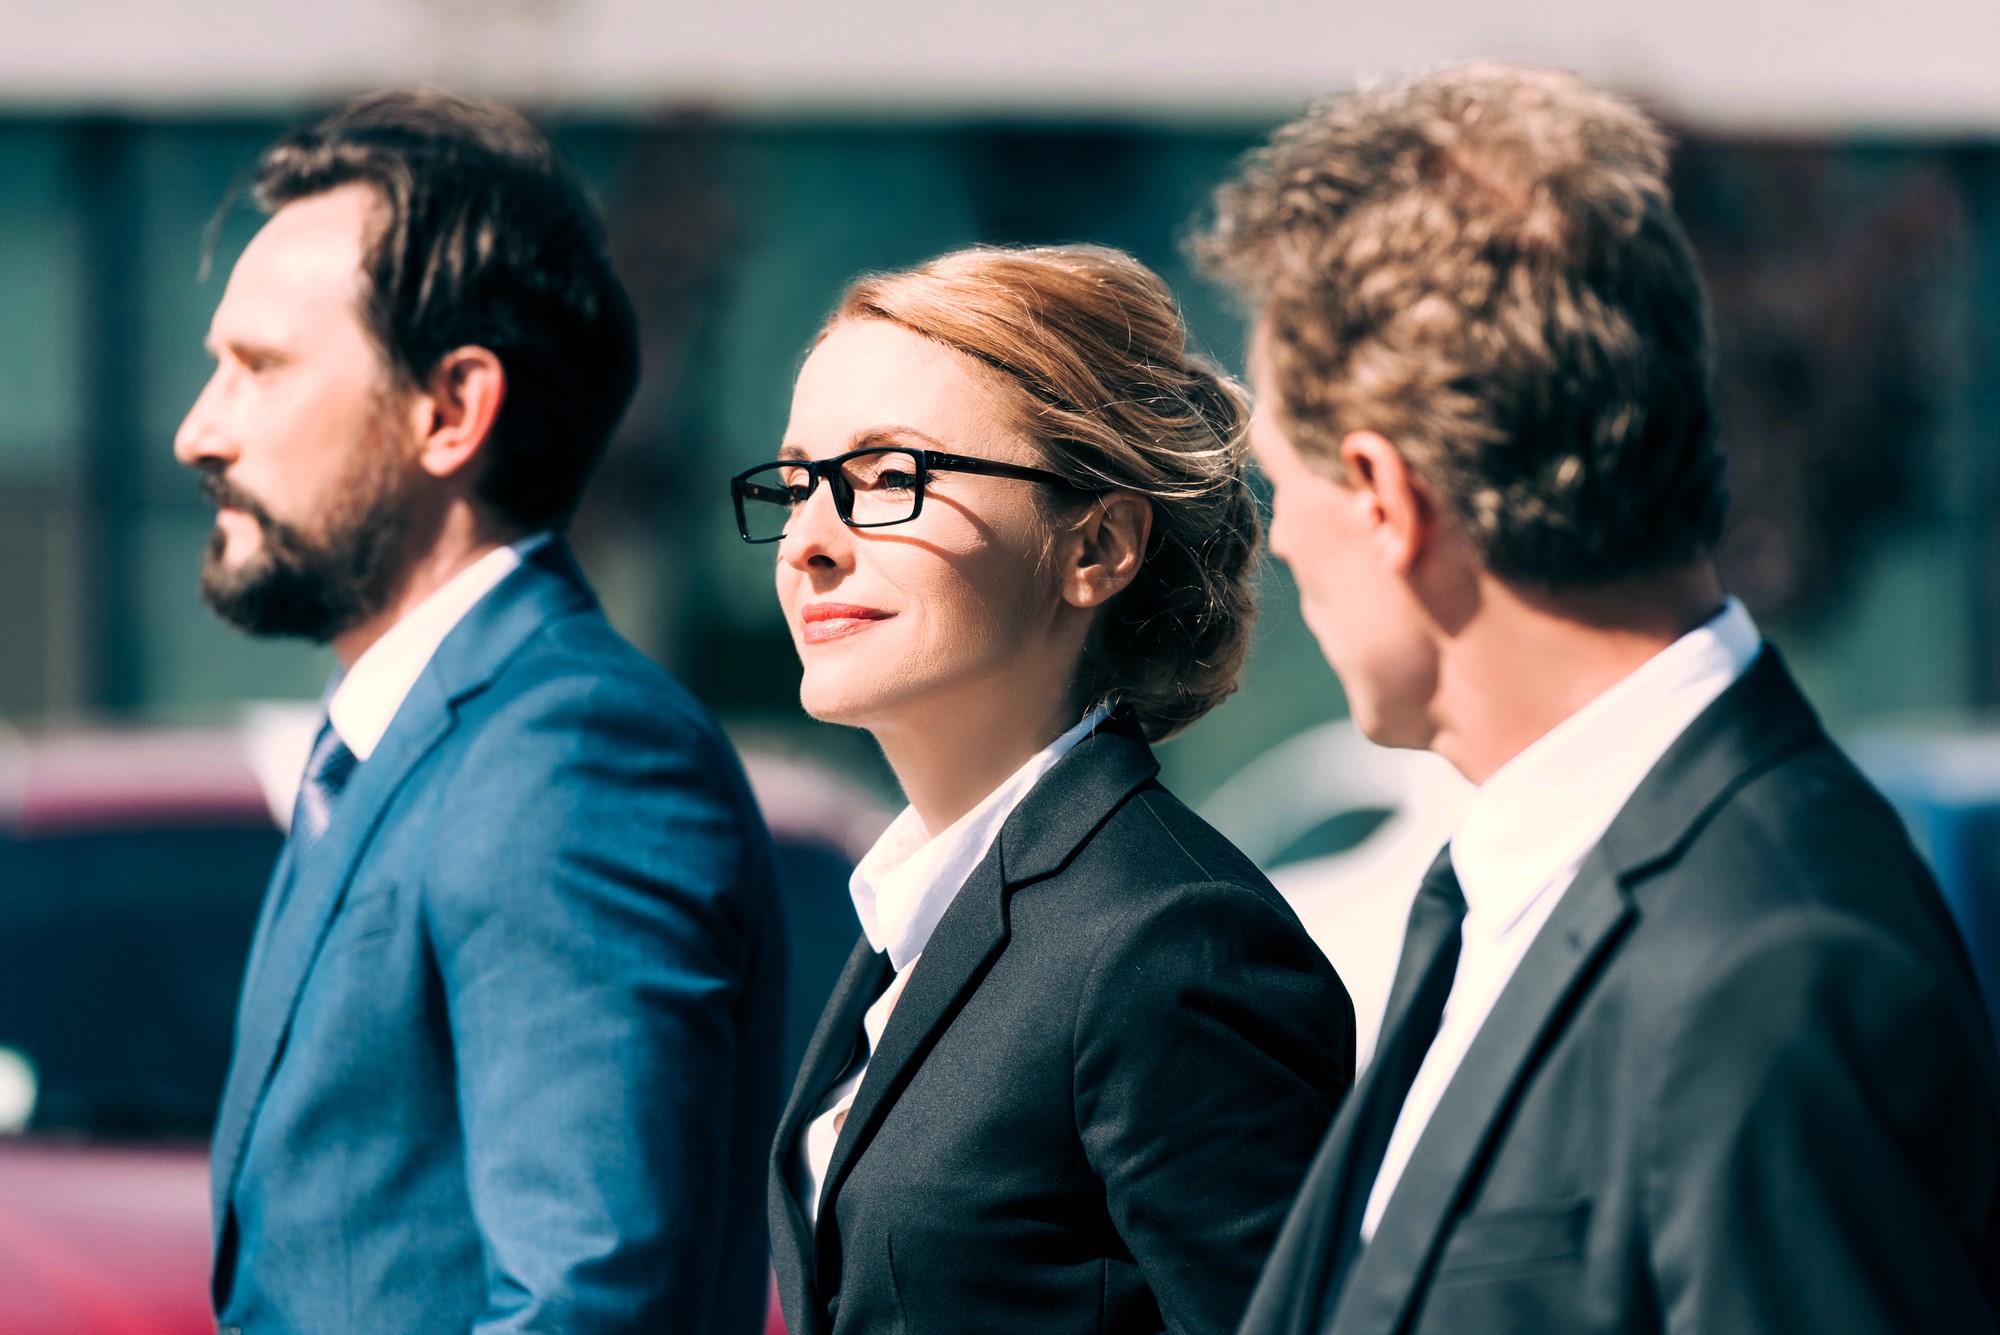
[182, 93, 784, 1333]
[1197, 62, 2000, 1335]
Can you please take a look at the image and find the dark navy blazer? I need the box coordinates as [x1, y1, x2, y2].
[210, 542, 786, 1334]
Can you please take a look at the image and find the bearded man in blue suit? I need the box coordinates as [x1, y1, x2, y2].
[180, 92, 785, 1334]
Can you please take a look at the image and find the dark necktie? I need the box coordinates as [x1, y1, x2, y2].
[290, 719, 358, 854]
[1320, 847, 1468, 1319]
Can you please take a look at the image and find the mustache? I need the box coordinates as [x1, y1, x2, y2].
[197, 470, 276, 529]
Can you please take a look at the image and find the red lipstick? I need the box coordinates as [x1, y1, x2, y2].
[800, 602, 894, 645]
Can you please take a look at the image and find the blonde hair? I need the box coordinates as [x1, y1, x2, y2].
[826, 245, 1259, 741]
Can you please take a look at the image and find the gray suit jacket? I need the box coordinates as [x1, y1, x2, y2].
[1242, 647, 2000, 1335]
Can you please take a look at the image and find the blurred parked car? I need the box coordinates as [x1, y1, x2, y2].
[1205, 716, 2000, 1075]
[0, 711, 882, 1335]
[1201, 722, 1471, 1070]
[0, 724, 278, 1335]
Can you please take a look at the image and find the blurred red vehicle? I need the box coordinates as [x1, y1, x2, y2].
[0, 724, 280, 1335]
[0, 715, 879, 1335]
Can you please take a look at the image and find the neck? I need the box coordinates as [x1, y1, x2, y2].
[1427, 563, 1726, 786]
[332, 503, 526, 666]
[870, 675, 1080, 837]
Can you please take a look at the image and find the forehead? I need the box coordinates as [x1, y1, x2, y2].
[786, 319, 1022, 456]
[212, 183, 378, 336]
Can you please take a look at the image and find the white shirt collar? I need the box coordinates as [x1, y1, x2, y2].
[1449, 597, 1761, 931]
[327, 533, 553, 761]
[852, 701, 1114, 971]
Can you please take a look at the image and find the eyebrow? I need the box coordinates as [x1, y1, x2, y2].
[206, 333, 289, 364]
[775, 425, 947, 462]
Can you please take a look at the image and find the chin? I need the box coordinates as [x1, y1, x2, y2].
[1348, 693, 1436, 754]
[1347, 701, 1402, 749]
[797, 664, 930, 733]
[797, 671, 877, 729]
[797, 690, 857, 727]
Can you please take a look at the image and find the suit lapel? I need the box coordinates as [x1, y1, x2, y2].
[769, 938, 892, 1331]
[1326, 646, 1825, 1335]
[209, 542, 598, 1237]
[1328, 853, 1632, 1335]
[231, 838, 298, 1005]
[208, 677, 457, 1233]
[811, 847, 1010, 1288]
[810, 713, 1160, 1289]
[1240, 850, 1470, 1335]
[1238, 1031, 1395, 1335]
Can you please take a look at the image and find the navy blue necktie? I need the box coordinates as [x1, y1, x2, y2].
[290, 720, 358, 854]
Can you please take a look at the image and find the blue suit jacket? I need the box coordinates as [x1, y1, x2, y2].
[210, 542, 786, 1334]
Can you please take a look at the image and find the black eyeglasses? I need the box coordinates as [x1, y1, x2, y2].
[729, 445, 1096, 544]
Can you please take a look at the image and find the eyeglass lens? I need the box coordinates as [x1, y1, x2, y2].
[737, 449, 922, 541]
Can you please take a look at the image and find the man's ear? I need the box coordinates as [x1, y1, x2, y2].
[412, 346, 507, 481]
[1337, 430, 1435, 575]
[1058, 492, 1152, 611]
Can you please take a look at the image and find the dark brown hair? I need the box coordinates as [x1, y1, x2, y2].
[251, 90, 639, 531]
[1196, 62, 1727, 586]
[828, 245, 1259, 741]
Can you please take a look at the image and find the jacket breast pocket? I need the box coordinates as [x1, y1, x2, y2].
[1432, 1198, 1590, 1283]
[327, 881, 402, 952]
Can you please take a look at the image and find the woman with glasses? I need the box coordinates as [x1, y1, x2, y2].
[743, 245, 1354, 1335]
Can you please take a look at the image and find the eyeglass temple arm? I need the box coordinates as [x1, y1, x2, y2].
[923, 451, 1096, 491]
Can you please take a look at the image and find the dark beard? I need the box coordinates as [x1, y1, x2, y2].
[197, 448, 415, 643]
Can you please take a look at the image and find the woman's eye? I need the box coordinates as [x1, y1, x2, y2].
[875, 471, 917, 491]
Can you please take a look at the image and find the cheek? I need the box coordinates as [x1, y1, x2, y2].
[1281, 514, 1370, 663]
[894, 491, 1050, 616]
[272, 376, 391, 497]
[1273, 503, 1336, 600]
[1264, 491, 1298, 565]
[889, 543, 1042, 675]
[234, 428, 330, 526]
[795, 518, 1057, 716]
[774, 561, 804, 642]
[1265, 474, 1335, 573]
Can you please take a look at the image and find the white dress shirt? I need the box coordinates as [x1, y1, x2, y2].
[325, 533, 551, 762]
[795, 701, 1114, 1226]
[1359, 598, 1761, 1241]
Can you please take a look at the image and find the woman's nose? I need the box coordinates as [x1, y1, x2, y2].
[778, 480, 851, 573]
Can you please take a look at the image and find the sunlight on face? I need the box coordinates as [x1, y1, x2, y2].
[774, 319, 1076, 735]
[176, 186, 408, 560]
[1247, 335, 1430, 747]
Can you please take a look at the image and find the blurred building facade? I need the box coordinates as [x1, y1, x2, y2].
[2, 0, 1998, 800]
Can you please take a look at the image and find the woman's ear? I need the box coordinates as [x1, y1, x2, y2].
[1059, 492, 1152, 610]
[413, 345, 508, 481]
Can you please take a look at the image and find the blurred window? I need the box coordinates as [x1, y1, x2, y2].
[0, 126, 82, 478]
